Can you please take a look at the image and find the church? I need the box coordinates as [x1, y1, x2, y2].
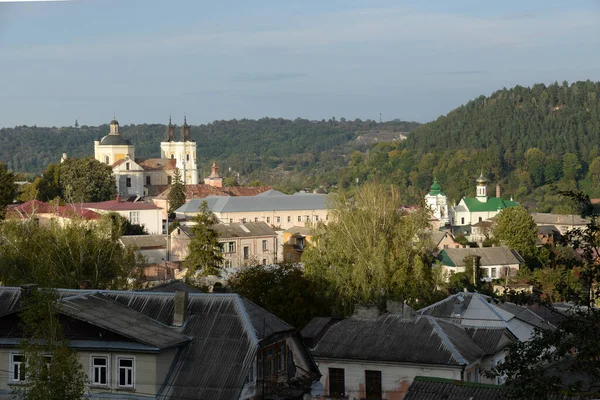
[94, 117, 199, 198]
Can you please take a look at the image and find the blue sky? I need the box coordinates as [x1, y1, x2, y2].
[1, 0, 599, 127]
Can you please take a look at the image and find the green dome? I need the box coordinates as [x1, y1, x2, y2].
[429, 179, 444, 196]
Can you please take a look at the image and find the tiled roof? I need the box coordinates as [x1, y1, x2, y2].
[438, 246, 523, 267]
[462, 197, 519, 212]
[177, 193, 328, 214]
[404, 376, 505, 400]
[136, 158, 177, 171]
[310, 314, 484, 366]
[56, 206, 102, 220]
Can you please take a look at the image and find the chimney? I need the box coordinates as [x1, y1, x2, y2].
[386, 300, 404, 314]
[173, 290, 188, 327]
[496, 184, 501, 198]
[116, 195, 121, 203]
[352, 304, 379, 320]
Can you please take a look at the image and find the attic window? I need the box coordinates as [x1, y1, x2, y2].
[126, 162, 130, 171]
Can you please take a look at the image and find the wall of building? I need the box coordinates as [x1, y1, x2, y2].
[211, 210, 328, 231]
[94, 143, 135, 166]
[314, 358, 464, 400]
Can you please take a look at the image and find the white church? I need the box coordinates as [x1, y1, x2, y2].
[94, 117, 198, 198]
[424, 178, 449, 225]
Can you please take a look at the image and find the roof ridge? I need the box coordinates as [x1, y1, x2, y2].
[425, 315, 469, 365]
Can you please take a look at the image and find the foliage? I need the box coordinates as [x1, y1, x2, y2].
[303, 182, 438, 312]
[17, 288, 86, 400]
[167, 168, 186, 214]
[58, 158, 116, 202]
[229, 264, 331, 328]
[184, 201, 224, 277]
[0, 215, 138, 288]
[0, 162, 17, 219]
[493, 206, 538, 260]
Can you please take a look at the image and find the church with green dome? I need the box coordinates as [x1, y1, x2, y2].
[425, 178, 449, 225]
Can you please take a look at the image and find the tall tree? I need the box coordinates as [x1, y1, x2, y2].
[17, 288, 86, 400]
[184, 201, 224, 277]
[167, 168, 186, 215]
[492, 206, 538, 260]
[0, 162, 17, 219]
[58, 158, 116, 203]
[303, 182, 436, 312]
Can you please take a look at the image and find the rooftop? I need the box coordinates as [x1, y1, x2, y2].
[119, 235, 168, 249]
[462, 197, 519, 213]
[404, 376, 505, 400]
[155, 184, 273, 200]
[438, 246, 524, 267]
[178, 222, 276, 239]
[530, 213, 589, 226]
[176, 193, 328, 214]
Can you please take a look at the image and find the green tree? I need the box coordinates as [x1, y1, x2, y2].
[167, 168, 186, 214]
[59, 158, 116, 202]
[303, 182, 436, 312]
[229, 264, 331, 328]
[17, 288, 86, 400]
[562, 152, 582, 183]
[492, 206, 537, 260]
[184, 201, 224, 277]
[588, 156, 600, 188]
[0, 162, 17, 219]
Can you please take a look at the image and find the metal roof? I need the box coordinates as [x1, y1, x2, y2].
[176, 193, 328, 214]
[119, 235, 168, 249]
[404, 376, 505, 400]
[59, 292, 190, 350]
[530, 213, 589, 226]
[464, 327, 514, 354]
[99, 134, 133, 146]
[439, 246, 523, 267]
[178, 222, 277, 239]
[310, 314, 484, 366]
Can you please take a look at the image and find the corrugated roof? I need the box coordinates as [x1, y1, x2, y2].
[177, 193, 328, 214]
[119, 235, 168, 249]
[138, 280, 202, 293]
[404, 376, 505, 400]
[59, 292, 190, 350]
[301, 317, 334, 340]
[311, 314, 483, 366]
[465, 327, 514, 354]
[439, 247, 522, 267]
[78, 200, 160, 211]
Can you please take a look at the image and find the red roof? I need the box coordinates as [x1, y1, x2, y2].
[6, 200, 54, 216]
[77, 199, 161, 211]
[56, 206, 102, 220]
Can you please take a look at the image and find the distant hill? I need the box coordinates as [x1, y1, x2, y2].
[0, 118, 419, 191]
[341, 81, 600, 212]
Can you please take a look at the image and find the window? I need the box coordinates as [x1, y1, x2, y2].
[91, 356, 109, 386]
[146, 176, 151, 185]
[117, 357, 134, 388]
[105, 156, 110, 164]
[257, 352, 264, 380]
[328, 368, 345, 397]
[461, 217, 465, 225]
[168, 176, 172, 184]
[262, 240, 268, 252]
[278, 343, 285, 373]
[263, 259, 267, 265]
[125, 162, 130, 171]
[229, 218, 233, 223]
[276, 216, 280, 223]
[129, 211, 140, 225]
[186, 153, 190, 162]
[244, 246, 249, 260]
[467, 371, 472, 382]
[266, 217, 270, 223]
[287, 216, 291, 223]
[255, 217, 258, 222]
[315, 215, 319, 222]
[227, 242, 235, 253]
[246, 362, 254, 383]
[297, 216, 301, 222]
[125, 177, 132, 188]
[305, 215, 309, 221]
[326, 214, 329, 221]
[479, 216, 483, 222]
[491, 267, 497, 278]
[266, 349, 275, 377]
[242, 218, 247, 223]
[171, 154, 174, 159]
[365, 370, 382, 399]
[10, 353, 25, 382]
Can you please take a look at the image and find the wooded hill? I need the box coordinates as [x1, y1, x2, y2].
[0, 118, 418, 192]
[343, 80, 600, 212]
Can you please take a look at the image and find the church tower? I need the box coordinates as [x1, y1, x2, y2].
[160, 116, 198, 185]
[204, 160, 223, 188]
[476, 173, 488, 202]
[425, 178, 449, 225]
[94, 118, 135, 166]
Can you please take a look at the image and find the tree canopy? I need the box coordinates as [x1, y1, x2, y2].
[167, 168, 186, 214]
[0, 162, 16, 219]
[184, 201, 224, 277]
[493, 206, 538, 259]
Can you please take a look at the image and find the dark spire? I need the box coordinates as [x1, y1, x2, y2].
[165, 115, 175, 141]
[182, 114, 192, 142]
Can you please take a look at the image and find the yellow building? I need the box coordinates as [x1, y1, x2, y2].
[283, 226, 312, 263]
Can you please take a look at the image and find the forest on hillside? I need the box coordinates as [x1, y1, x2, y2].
[0, 118, 417, 191]
[336, 80, 600, 213]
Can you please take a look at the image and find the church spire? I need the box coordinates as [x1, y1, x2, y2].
[181, 114, 192, 142]
[165, 115, 175, 141]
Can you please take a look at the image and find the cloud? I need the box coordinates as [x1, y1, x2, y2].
[232, 72, 308, 83]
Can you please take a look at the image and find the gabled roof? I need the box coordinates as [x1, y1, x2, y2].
[177, 193, 328, 214]
[464, 327, 515, 354]
[59, 292, 190, 350]
[310, 314, 484, 366]
[438, 246, 523, 267]
[404, 376, 505, 400]
[6, 200, 54, 215]
[462, 197, 519, 213]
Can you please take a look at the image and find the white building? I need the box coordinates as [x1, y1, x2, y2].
[160, 116, 198, 185]
[450, 174, 518, 226]
[75, 199, 163, 234]
[424, 178, 449, 225]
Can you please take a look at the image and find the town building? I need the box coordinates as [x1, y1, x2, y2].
[424, 179, 449, 225]
[0, 286, 320, 400]
[436, 246, 523, 282]
[175, 191, 328, 230]
[170, 222, 278, 267]
[530, 212, 589, 235]
[282, 226, 312, 263]
[119, 235, 168, 264]
[450, 174, 518, 226]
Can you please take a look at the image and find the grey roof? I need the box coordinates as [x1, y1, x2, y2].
[119, 235, 168, 249]
[0, 288, 299, 400]
[180, 222, 276, 239]
[301, 317, 335, 339]
[538, 225, 561, 235]
[311, 314, 484, 366]
[285, 226, 312, 235]
[441, 246, 523, 267]
[99, 134, 133, 146]
[59, 292, 190, 350]
[176, 193, 328, 214]
[256, 189, 286, 196]
[430, 231, 449, 247]
[418, 293, 554, 341]
[465, 327, 514, 354]
[404, 377, 505, 400]
[138, 280, 202, 293]
[531, 213, 589, 226]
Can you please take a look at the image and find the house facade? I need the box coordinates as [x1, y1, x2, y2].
[436, 246, 523, 282]
[0, 287, 319, 400]
[282, 226, 312, 263]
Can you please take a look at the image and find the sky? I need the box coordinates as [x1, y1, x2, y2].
[0, 0, 599, 127]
